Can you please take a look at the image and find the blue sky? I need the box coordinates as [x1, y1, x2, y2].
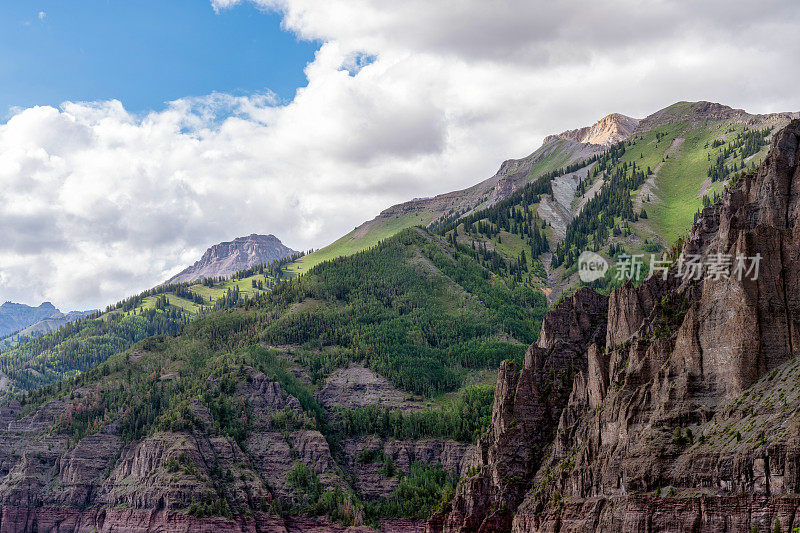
[0, 1, 317, 114]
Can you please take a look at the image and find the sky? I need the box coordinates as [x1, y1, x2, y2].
[1, 0, 799, 310]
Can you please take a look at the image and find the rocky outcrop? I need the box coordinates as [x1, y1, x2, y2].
[433, 288, 607, 532]
[434, 120, 800, 532]
[0, 349, 469, 531]
[341, 437, 476, 499]
[315, 363, 424, 411]
[166, 234, 297, 284]
[0, 507, 417, 532]
[543, 113, 639, 147]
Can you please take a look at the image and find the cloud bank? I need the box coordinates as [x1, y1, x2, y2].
[1, 0, 799, 309]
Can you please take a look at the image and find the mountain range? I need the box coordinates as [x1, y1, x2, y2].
[289, 102, 797, 293]
[0, 102, 799, 531]
[0, 302, 94, 348]
[434, 116, 800, 533]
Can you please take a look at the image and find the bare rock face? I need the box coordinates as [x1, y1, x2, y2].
[433, 288, 607, 532]
[166, 234, 297, 284]
[341, 437, 476, 499]
[433, 120, 800, 532]
[543, 113, 639, 147]
[315, 363, 424, 411]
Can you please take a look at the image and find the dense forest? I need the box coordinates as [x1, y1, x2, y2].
[13, 228, 549, 524]
[243, 228, 546, 396]
[0, 310, 187, 395]
[11, 227, 542, 425]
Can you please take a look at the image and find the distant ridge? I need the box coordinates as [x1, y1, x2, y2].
[0, 302, 94, 348]
[166, 234, 297, 284]
[0, 301, 58, 338]
[291, 100, 799, 277]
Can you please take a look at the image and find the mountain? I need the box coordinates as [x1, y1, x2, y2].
[0, 250, 297, 396]
[289, 102, 798, 286]
[288, 113, 618, 276]
[432, 119, 800, 532]
[1, 103, 799, 531]
[0, 302, 93, 345]
[2, 99, 795, 410]
[166, 234, 298, 284]
[542, 112, 639, 146]
[434, 101, 797, 302]
[0, 309, 95, 351]
[0, 301, 59, 338]
[0, 226, 548, 530]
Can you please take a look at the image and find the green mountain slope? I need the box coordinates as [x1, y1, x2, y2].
[292, 103, 795, 305]
[437, 102, 796, 300]
[0, 255, 297, 396]
[2, 101, 793, 399]
[7, 227, 547, 526]
[288, 134, 600, 276]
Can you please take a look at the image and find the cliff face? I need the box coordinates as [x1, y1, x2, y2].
[0, 360, 473, 532]
[0, 368, 336, 531]
[432, 288, 608, 532]
[436, 119, 800, 532]
[166, 234, 297, 284]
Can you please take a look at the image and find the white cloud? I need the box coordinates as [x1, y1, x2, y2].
[2, 0, 800, 309]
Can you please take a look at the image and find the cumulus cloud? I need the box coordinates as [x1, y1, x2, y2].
[1, 0, 800, 309]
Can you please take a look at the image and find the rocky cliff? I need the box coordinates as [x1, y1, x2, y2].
[166, 234, 297, 284]
[433, 119, 800, 532]
[0, 358, 473, 532]
[543, 113, 639, 147]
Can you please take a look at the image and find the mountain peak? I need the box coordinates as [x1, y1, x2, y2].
[166, 234, 298, 285]
[635, 100, 799, 131]
[543, 112, 639, 147]
[0, 301, 62, 337]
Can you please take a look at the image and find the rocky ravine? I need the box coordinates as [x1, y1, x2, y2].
[431, 120, 800, 532]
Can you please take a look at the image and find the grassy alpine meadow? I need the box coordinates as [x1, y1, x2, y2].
[287, 210, 437, 276]
[626, 119, 773, 244]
